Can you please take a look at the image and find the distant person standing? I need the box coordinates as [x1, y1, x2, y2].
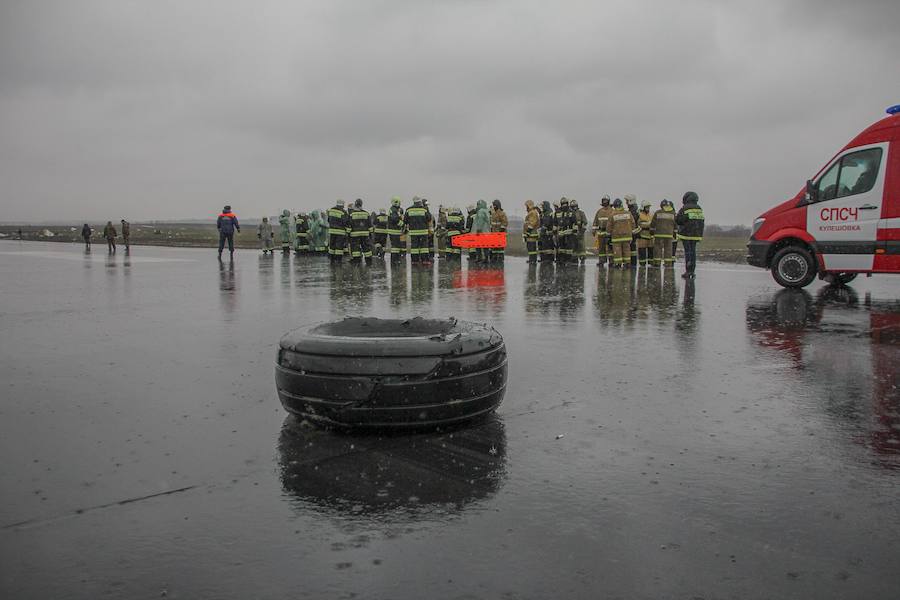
[120, 219, 130, 250]
[103, 221, 117, 252]
[217, 205, 240, 261]
[17, 228, 23, 240]
[675, 191, 705, 279]
[257, 217, 274, 254]
[81, 224, 92, 248]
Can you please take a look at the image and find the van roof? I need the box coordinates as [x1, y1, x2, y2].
[845, 112, 900, 149]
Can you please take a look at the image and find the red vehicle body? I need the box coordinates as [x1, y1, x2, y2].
[748, 105, 900, 287]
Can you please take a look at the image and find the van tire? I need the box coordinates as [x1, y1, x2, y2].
[771, 245, 817, 288]
[823, 272, 858, 286]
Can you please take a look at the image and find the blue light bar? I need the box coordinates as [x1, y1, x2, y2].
[887, 104, 900, 115]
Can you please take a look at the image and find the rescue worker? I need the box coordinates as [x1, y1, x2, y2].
[571, 199, 587, 264]
[675, 191, 705, 279]
[435, 206, 448, 258]
[465, 204, 478, 262]
[277, 210, 292, 253]
[445, 206, 465, 260]
[490, 199, 508, 262]
[664, 199, 678, 261]
[405, 197, 429, 264]
[539, 200, 555, 261]
[103, 220, 117, 252]
[327, 200, 350, 263]
[554, 198, 573, 263]
[637, 201, 654, 266]
[472, 199, 492, 263]
[294, 211, 309, 253]
[217, 205, 240, 261]
[624, 194, 640, 267]
[387, 196, 405, 262]
[606, 198, 635, 269]
[422, 198, 435, 261]
[373, 208, 389, 257]
[120, 219, 130, 250]
[592, 196, 613, 267]
[257, 216, 275, 254]
[650, 199, 677, 267]
[349, 198, 373, 263]
[81, 223, 92, 248]
[308, 210, 328, 254]
[523, 200, 541, 264]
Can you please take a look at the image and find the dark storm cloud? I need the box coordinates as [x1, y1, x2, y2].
[1, 0, 898, 223]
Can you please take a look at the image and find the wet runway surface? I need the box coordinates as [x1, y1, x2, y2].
[1, 242, 898, 599]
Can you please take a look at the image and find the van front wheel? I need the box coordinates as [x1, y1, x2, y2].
[771, 245, 817, 288]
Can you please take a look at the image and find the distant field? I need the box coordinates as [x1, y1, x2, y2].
[0, 223, 749, 263]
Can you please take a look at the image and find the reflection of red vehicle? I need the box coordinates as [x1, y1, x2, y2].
[746, 289, 900, 467]
[453, 268, 506, 289]
[747, 104, 900, 287]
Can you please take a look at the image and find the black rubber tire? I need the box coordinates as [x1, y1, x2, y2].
[823, 272, 858, 286]
[275, 317, 507, 429]
[771, 245, 817, 288]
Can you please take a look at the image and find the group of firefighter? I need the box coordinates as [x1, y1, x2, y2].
[258, 191, 705, 276]
[523, 194, 694, 269]
[261, 196, 510, 265]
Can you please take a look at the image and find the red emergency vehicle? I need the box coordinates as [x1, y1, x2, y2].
[747, 104, 900, 287]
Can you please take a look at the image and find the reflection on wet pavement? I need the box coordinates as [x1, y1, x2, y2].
[1, 243, 898, 600]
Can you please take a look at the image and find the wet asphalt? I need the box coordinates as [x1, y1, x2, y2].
[0, 241, 898, 600]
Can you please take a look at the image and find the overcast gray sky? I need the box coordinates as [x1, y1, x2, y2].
[1, 0, 898, 224]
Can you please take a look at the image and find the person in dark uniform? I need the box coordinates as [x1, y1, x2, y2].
[675, 191, 705, 279]
[216, 205, 240, 261]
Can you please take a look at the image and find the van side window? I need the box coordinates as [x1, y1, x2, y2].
[815, 147, 883, 202]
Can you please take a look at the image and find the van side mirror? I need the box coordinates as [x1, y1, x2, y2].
[804, 179, 818, 204]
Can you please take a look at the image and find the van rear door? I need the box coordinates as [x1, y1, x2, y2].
[807, 142, 887, 271]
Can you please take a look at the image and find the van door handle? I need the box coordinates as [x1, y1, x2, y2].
[858, 205, 879, 210]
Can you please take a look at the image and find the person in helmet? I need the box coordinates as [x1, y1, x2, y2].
[523, 200, 541, 264]
[637, 201, 654, 266]
[650, 200, 676, 267]
[372, 207, 389, 258]
[624, 194, 639, 267]
[294, 211, 309, 254]
[675, 191, 704, 278]
[465, 204, 478, 262]
[489, 199, 508, 262]
[349, 198, 373, 263]
[592, 195, 613, 267]
[472, 199, 492, 263]
[422, 198, 435, 262]
[571, 199, 587, 264]
[445, 206, 465, 260]
[277, 210, 293, 253]
[405, 197, 429, 264]
[257, 216, 275, 254]
[606, 198, 636, 269]
[539, 200, 555, 261]
[554, 198, 573, 263]
[387, 196, 406, 262]
[662, 199, 678, 261]
[327, 199, 350, 263]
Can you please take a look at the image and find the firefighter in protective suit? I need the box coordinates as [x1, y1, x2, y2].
[294, 211, 309, 253]
[349, 198, 373, 263]
[539, 200, 555, 261]
[637, 201, 654, 266]
[675, 191, 705, 279]
[387, 196, 405, 261]
[445, 207, 464, 260]
[624, 194, 640, 267]
[405, 198, 429, 264]
[592, 195, 613, 267]
[373, 208, 389, 257]
[279, 209, 293, 253]
[554, 198, 573, 262]
[523, 200, 540, 264]
[571, 199, 587, 263]
[327, 200, 350, 263]
[606, 198, 636, 269]
[490, 199, 508, 262]
[650, 199, 677, 267]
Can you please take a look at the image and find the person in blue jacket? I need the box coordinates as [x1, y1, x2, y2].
[217, 205, 241, 261]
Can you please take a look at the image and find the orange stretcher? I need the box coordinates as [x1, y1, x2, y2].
[450, 232, 507, 249]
